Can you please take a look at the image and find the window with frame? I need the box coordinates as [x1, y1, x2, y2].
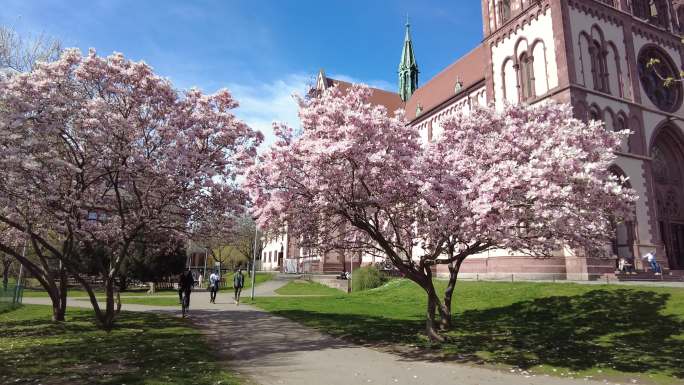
[638, 47, 682, 112]
[589, 40, 610, 93]
[519, 53, 535, 101]
[500, 0, 512, 23]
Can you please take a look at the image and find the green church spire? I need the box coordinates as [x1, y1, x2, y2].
[398, 17, 418, 102]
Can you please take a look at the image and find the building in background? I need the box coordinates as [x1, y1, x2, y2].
[263, 0, 684, 280]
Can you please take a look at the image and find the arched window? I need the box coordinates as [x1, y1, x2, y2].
[638, 47, 682, 112]
[519, 52, 535, 101]
[615, 115, 627, 132]
[500, 0, 512, 23]
[633, 0, 670, 29]
[589, 105, 601, 121]
[589, 39, 610, 93]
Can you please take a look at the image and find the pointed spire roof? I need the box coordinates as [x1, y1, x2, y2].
[398, 17, 419, 102]
[399, 17, 417, 72]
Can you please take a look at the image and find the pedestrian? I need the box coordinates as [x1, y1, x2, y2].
[233, 269, 245, 305]
[618, 257, 627, 273]
[198, 272, 204, 288]
[178, 268, 196, 317]
[209, 270, 220, 304]
[641, 251, 661, 275]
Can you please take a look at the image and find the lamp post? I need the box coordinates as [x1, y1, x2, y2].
[203, 248, 208, 288]
[251, 224, 258, 300]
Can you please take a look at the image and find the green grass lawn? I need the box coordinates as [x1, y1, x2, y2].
[248, 279, 684, 384]
[275, 280, 345, 296]
[22, 287, 180, 298]
[0, 305, 243, 385]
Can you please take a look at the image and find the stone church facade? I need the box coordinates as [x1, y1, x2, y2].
[262, 0, 684, 280]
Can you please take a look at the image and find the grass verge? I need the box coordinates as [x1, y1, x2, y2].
[0, 304, 243, 385]
[249, 279, 684, 384]
[275, 280, 346, 296]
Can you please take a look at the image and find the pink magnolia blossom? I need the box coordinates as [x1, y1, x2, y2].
[246, 84, 636, 340]
[0, 49, 261, 326]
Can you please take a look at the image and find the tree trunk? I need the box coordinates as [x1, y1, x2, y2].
[439, 260, 462, 330]
[425, 294, 444, 342]
[52, 296, 66, 322]
[52, 264, 68, 322]
[2, 259, 10, 290]
[404, 269, 446, 342]
[77, 275, 120, 330]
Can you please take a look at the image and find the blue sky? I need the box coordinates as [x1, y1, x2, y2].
[1, 0, 483, 145]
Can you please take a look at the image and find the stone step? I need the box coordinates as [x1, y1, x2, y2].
[615, 271, 684, 282]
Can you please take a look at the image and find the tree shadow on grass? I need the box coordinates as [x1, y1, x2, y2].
[0, 310, 230, 385]
[268, 289, 684, 379]
[449, 289, 684, 378]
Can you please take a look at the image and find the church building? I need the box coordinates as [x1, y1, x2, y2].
[261, 0, 684, 280]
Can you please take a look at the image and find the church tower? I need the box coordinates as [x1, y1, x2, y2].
[398, 20, 418, 102]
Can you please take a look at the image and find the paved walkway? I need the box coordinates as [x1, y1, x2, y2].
[22, 274, 615, 385]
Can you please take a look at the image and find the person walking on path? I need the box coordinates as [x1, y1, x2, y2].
[209, 270, 220, 304]
[233, 269, 245, 305]
[179, 268, 196, 317]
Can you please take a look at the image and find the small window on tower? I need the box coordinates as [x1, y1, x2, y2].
[500, 0, 512, 23]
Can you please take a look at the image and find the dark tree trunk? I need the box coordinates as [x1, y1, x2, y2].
[439, 259, 463, 330]
[403, 268, 447, 342]
[52, 264, 68, 322]
[425, 294, 444, 342]
[2, 259, 10, 290]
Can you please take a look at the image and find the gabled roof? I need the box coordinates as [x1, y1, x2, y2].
[314, 69, 405, 116]
[405, 45, 486, 122]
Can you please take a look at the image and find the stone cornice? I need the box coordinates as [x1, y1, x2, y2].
[568, 0, 682, 50]
[486, 0, 552, 46]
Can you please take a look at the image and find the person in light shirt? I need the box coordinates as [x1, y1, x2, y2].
[641, 252, 662, 275]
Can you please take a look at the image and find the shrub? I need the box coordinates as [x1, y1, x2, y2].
[352, 265, 387, 292]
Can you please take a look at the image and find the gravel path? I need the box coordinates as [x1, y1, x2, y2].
[21, 275, 615, 385]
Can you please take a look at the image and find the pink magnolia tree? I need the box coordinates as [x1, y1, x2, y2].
[247, 84, 637, 340]
[0, 49, 261, 327]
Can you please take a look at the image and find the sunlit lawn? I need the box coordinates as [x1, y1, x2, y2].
[249, 280, 684, 384]
[275, 280, 344, 296]
[0, 305, 243, 385]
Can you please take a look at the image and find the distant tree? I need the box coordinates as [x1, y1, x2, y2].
[0, 49, 261, 328]
[120, 235, 187, 290]
[230, 216, 262, 275]
[0, 25, 61, 72]
[247, 85, 637, 341]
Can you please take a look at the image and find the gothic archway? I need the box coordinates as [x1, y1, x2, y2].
[651, 125, 684, 270]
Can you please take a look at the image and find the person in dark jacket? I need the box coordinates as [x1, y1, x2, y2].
[233, 269, 245, 305]
[178, 268, 196, 310]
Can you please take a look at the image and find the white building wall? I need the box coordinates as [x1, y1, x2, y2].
[492, 8, 559, 109]
[417, 86, 487, 143]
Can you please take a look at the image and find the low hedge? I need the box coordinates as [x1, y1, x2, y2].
[352, 265, 388, 292]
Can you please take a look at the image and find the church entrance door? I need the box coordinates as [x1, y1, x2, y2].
[652, 125, 684, 270]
